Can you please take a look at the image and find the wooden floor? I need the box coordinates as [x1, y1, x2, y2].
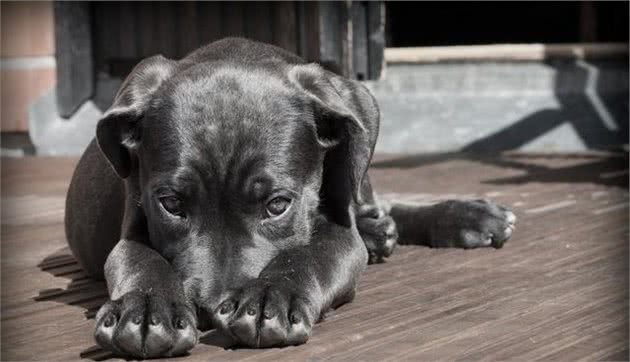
[1, 153, 628, 361]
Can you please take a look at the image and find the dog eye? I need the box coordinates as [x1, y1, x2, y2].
[159, 196, 184, 217]
[266, 197, 291, 217]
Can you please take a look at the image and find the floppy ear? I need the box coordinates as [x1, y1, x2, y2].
[96, 55, 176, 178]
[289, 64, 379, 226]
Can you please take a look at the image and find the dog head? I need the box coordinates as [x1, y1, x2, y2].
[96, 53, 377, 309]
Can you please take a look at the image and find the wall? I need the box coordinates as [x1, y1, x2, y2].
[1, 1, 56, 132]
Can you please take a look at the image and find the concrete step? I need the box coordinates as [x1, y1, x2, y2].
[367, 59, 628, 153]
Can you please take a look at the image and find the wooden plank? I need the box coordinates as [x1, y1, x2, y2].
[198, 2, 222, 46]
[176, 1, 200, 57]
[117, 2, 138, 59]
[317, 1, 351, 77]
[297, 2, 320, 62]
[366, 1, 385, 80]
[156, 2, 177, 59]
[222, 2, 245, 37]
[90, 3, 108, 74]
[352, 1, 369, 80]
[244, 2, 273, 44]
[385, 43, 630, 64]
[136, 2, 159, 58]
[53, 2, 93, 118]
[272, 2, 298, 53]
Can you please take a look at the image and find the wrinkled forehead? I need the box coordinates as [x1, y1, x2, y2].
[169, 65, 299, 123]
[140, 65, 319, 185]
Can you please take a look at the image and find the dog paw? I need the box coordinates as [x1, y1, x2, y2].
[356, 204, 398, 263]
[214, 280, 315, 348]
[94, 290, 197, 358]
[430, 199, 516, 249]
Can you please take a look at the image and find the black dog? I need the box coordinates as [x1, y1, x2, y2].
[65, 38, 516, 358]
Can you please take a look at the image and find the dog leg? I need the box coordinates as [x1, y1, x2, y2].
[354, 175, 399, 263]
[212, 217, 368, 348]
[356, 202, 399, 264]
[94, 239, 198, 358]
[388, 199, 517, 249]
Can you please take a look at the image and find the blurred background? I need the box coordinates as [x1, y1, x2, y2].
[1, 1, 628, 155]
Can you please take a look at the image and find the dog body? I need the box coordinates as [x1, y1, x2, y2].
[65, 38, 516, 358]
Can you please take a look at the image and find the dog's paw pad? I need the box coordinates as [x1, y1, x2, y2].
[431, 200, 517, 248]
[214, 281, 313, 348]
[94, 291, 197, 358]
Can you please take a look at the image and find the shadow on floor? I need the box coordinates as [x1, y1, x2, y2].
[371, 152, 629, 189]
[34, 247, 235, 360]
[34, 247, 114, 361]
[480, 153, 629, 187]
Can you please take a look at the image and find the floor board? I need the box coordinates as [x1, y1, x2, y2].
[1, 153, 628, 361]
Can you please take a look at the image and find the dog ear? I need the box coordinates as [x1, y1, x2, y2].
[96, 55, 176, 178]
[289, 64, 378, 226]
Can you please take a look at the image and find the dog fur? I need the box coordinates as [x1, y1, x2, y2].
[65, 38, 516, 358]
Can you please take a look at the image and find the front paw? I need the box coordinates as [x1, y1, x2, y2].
[94, 290, 197, 358]
[431, 199, 517, 249]
[214, 280, 315, 348]
[357, 204, 398, 264]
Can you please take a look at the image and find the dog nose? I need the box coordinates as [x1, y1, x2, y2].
[196, 303, 218, 331]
